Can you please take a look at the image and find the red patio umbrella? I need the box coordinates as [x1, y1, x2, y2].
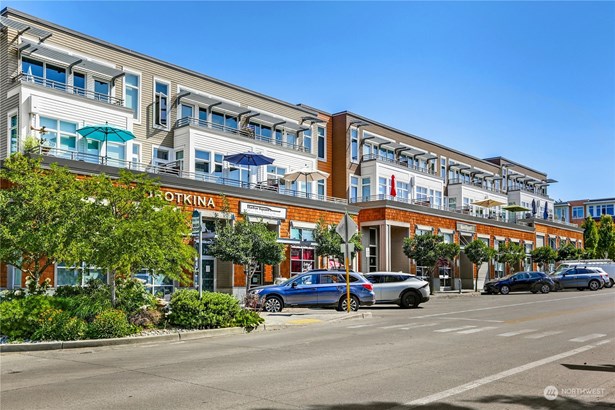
[390, 175, 397, 197]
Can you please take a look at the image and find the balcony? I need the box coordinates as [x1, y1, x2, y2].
[448, 178, 506, 194]
[361, 154, 440, 177]
[27, 146, 346, 205]
[14, 73, 124, 106]
[507, 185, 549, 198]
[175, 117, 307, 153]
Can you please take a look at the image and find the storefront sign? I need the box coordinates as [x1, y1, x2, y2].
[154, 190, 216, 208]
[240, 202, 287, 219]
[456, 222, 476, 234]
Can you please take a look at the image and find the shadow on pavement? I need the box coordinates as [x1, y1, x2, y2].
[562, 363, 615, 373]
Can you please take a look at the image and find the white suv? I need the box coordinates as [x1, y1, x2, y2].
[363, 272, 430, 308]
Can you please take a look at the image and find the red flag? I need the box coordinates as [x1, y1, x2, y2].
[390, 175, 397, 197]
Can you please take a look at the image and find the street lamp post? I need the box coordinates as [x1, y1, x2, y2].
[191, 210, 203, 299]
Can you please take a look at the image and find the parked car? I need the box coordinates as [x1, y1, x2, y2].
[248, 270, 375, 313]
[553, 260, 615, 288]
[363, 272, 430, 308]
[483, 271, 555, 295]
[550, 267, 607, 291]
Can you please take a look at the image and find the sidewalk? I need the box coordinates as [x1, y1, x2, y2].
[0, 309, 369, 353]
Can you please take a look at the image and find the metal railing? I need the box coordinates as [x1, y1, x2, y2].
[448, 178, 506, 194]
[175, 117, 307, 153]
[15, 73, 124, 105]
[507, 185, 549, 198]
[28, 146, 347, 205]
[361, 154, 439, 176]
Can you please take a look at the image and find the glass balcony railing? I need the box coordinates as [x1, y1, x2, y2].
[361, 154, 440, 177]
[175, 117, 307, 153]
[26, 145, 346, 205]
[507, 185, 549, 198]
[448, 178, 506, 194]
[16, 74, 124, 106]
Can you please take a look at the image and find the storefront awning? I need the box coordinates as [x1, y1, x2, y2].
[247, 216, 280, 225]
[439, 228, 454, 235]
[495, 236, 506, 241]
[416, 224, 433, 232]
[291, 221, 318, 230]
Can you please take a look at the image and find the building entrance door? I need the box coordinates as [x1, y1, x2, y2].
[202, 258, 215, 292]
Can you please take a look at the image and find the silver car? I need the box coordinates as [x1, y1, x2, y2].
[363, 272, 430, 308]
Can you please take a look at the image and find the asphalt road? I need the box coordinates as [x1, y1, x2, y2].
[2, 289, 614, 410]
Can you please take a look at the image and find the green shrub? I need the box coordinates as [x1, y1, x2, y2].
[232, 309, 264, 331]
[0, 295, 54, 340]
[169, 290, 249, 329]
[53, 294, 112, 323]
[115, 277, 157, 315]
[87, 309, 137, 339]
[32, 309, 88, 341]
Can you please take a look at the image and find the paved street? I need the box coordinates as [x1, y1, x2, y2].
[1, 289, 614, 410]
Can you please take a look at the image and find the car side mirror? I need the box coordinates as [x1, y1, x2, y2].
[292, 282, 298, 288]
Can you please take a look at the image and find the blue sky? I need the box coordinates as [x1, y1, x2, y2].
[4, 1, 614, 201]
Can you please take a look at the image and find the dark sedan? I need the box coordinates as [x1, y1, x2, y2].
[483, 271, 555, 295]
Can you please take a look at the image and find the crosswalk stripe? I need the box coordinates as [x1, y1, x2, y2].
[457, 326, 498, 334]
[498, 329, 538, 337]
[569, 334, 607, 343]
[400, 323, 439, 330]
[434, 325, 476, 333]
[525, 331, 563, 339]
[380, 324, 415, 329]
[346, 324, 372, 329]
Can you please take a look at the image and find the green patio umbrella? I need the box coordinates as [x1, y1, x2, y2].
[77, 122, 135, 164]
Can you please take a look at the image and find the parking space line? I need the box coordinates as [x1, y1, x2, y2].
[497, 329, 538, 337]
[434, 325, 476, 333]
[525, 331, 563, 339]
[569, 333, 607, 343]
[400, 323, 439, 330]
[380, 324, 416, 329]
[346, 324, 372, 329]
[456, 326, 497, 334]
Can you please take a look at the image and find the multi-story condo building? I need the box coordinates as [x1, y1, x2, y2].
[555, 198, 615, 227]
[1, 8, 583, 295]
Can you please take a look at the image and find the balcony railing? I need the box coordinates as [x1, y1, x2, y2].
[507, 185, 549, 198]
[15, 73, 124, 106]
[448, 178, 506, 194]
[27, 146, 346, 205]
[175, 117, 307, 153]
[361, 154, 439, 177]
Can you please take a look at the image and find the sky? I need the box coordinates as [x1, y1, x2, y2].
[3, 1, 614, 201]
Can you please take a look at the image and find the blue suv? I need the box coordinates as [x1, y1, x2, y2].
[248, 270, 376, 312]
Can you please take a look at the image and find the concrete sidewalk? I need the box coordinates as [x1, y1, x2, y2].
[0, 308, 369, 353]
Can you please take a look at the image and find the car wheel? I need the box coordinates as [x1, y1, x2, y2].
[606, 279, 614, 288]
[264, 296, 283, 313]
[499, 285, 510, 295]
[588, 280, 600, 291]
[338, 295, 359, 312]
[400, 292, 419, 308]
[540, 284, 551, 294]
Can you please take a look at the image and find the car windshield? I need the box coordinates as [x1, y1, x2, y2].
[552, 265, 572, 274]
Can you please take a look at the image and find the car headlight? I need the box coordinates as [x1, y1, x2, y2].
[250, 289, 263, 295]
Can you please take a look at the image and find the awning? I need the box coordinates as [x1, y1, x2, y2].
[495, 236, 506, 241]
[20, 39, 123, 79]
[247, 216, 280, 225]
[510, 238, 520, 243]
[177, 91, 221, 108]
[484, 175, 503, 180]
[281, 122, 308, 133]
[414, 152, 438, 161]
[549, 234, 557, 239]
[449, 163, 471, 171]
[416, 224, 433, 232]
[439, 228, 454, 235]
[252, 113, 286, 127]
[290, 221, 318, 230]
[1, 16, 51, 40]
[216, 102, 252, 117]
[396, 146, 423, 157]
[469, 169, 489, 177]
[478, 234, 490, 240]
[362, 133, 391, 145]
[378, 141, 405, 150]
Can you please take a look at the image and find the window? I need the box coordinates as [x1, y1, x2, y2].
[290, 248, 316, 275]
[56, 263, 106, 287]
[572, 206, 584, 219]
[441, 232, 454, 244]
[589, 204, 614, 217]
[195, 150, 211, 175]
[94, 79, 110, 102]
[267, 165, 286, 186]
[290, 227, 314, 242]
[213, 153, 224, 181]
[212, 111, 238, 131]
[131, 143, 141, 165]
[249, 122, 272, 140]
[286, 132, 297, 147]
[73, 72, 85, 96]
[154, 80, 169, 128]
[378, 177, 388, 199]
[181, 104, 194, 120]
[397, 181, 409, 200]
[350, 176, 359, 201]
[153, 147, 170, 167]
[317, 180, 325, 198]
[106, 142, 125, 166]
[9, 113, 18, 154]
[440, 157, 446, 180]
[416, 186, 428, 202]
[317, 126, 326, 160]
[434, 191, 442, 208]
[39, 117, 78, 156]
[22, 57, 43, 79]
[124, 73, 140, 120]
[303, 128, 312, 153]
[351, 128, 359, 162]
[362, 177, 371, 200]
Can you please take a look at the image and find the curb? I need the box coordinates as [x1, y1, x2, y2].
[433, 292, 481, 298]
[0, 312, 369, 353]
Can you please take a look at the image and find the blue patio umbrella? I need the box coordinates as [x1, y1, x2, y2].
[543, 201, 549, 220]
[77, 122, 135, 163]
[223, 151, 274, 186]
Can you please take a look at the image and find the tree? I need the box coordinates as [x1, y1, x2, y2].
[582, 216, 599, 258]
[597, 215, 615, 259]
[496, 242, 525, 274]
[531, 246, 557, 271]
[82, 170, 196, 305]
[556, 242, 582, 262]
[403, 234, 457, 295]
[464, 240, 497, 291]
[0, 154, 90, 290]
[313, 219, 363, 268]
[208, 215, 286, 295]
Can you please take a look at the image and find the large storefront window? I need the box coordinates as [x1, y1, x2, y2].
[56, 263, 107, 287]
[290, 247, 315, 275]
[134, 269, 174, 297]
